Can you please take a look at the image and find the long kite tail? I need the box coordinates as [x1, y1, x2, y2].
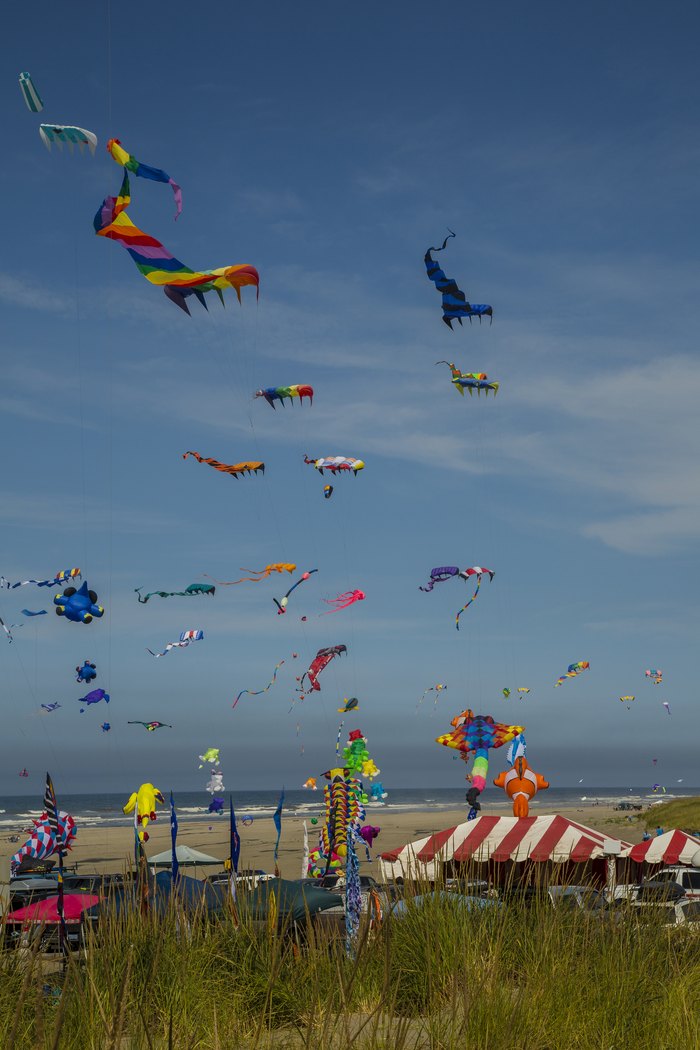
[455, 576, 482, 630]
[202, 572, 261, 585]
[426, 229, 456, 256]
[233, 660, 285, 709]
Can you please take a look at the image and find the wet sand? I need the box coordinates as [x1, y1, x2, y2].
[1, 802, 645, 881]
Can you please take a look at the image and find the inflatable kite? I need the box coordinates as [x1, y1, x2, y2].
[645, 669, 663, 684]
[359, 825, 380, 848]
[198, 747, 220, 768]
[299, 645, 347, 693]
[94, 139, 259, 315]
[206, 771, 225, 795]
[342, 728, 380, 780]
[76, 661, 97, 683]
[619, 695, 636, 710]
[338, 697, 359, 713]
[182, 451, 264, 478]
[18, 768, 29, 777]
[54, 581, 104, 624]
[11, 810, 76, 874]
[204, 564, 295, 586]
[323, 485, 333, 500]
[19, 72, 43, 113]
[436, 709, 524, 817]
[233, 660, 285, 709]
[420, 566, 494, 628]
[502, 688, 511, 699]
[127, 721, 172, 731]
[100, 722, 111, 732]
[136, 584, 214, 603]
[39, 125, 97, 154]
[123, 783, 164, 843]
[554, 661, 589, 687]
[147, 629, 204, 657]
[2, 568, 81, 590]
[517, 687, 531, 696]
[425, 231, 492, 328]
[303, 777, 318, 790]
[40, 703, 61, 713]
[418, 683, 447, 709]
[254, 385, 313, 408]
[21, 609, 46, 617]
[494, 756, 549, 818]
[436, 362, 499, 396]
[662, 701, 671, 715]
[78, 688, 109, 713]
[370, 782, 388, 802]
[274, 569, 318, 614]
[208, 797, 225, 814]
[322, 590, 365, 614]
[304, 456, 365, 476]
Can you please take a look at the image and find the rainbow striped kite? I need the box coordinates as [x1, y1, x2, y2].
[94, 139, 259, 315]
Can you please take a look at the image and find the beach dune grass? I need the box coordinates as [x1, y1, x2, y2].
[639, 796, 700, 832]
[0, 878, 698, 1049]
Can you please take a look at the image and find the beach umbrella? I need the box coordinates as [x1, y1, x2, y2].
[5, 893, 100, 923]
[149, 845, 222, 867]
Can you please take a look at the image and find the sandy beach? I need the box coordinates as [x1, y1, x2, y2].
[1, 802, 646, 882]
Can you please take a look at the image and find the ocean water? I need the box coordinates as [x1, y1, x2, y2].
[0, 786, 695, 833]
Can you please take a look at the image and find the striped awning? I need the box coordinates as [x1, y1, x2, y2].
[622, 830, 700, 866]
[379, 815, 630, 880]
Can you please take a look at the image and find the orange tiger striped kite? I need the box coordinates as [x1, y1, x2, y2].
[182, 451, 264, 478]
[204, 564, 296, 585]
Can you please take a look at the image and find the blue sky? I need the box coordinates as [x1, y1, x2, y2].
[1, 0, 698, 795]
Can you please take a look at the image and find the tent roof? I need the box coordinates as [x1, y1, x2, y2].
[622, 830, 700, 865]
[149, 845, 222, 866]
[6, 893, 100, 923]
[380, 815, 631, 878]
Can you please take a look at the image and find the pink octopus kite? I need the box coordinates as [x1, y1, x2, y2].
[322, 590, 366, 613]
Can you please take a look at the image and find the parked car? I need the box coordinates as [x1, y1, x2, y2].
[614, 802, 643, 811]
[642, 867, 700, 901]
[628, 898, 700, 928]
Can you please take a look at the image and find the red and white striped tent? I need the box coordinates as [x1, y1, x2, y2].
[379, 814, 631, 881]
[622, 830, 700, 866]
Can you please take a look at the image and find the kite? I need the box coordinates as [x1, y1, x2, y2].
[241, 815, 254, 827]
[554, 661, 589, 687]
[494, 756, 549, 818]
[100, 723, 111, 732]
[198, 748, 220, 768]
[136, 584, 214, 603]
[147, 628, 204, 657]
[182, 451, 264, 478]
[54, 581, 104, 624]
[338, 697, 359, 713]
[370, 782, 388, 802]
[359, 825, 380, 848]
[78, 688, 109, 713]
[233, 660, 285, 709]
[619, 695, 636, 710]
[299, 645, 347, 693]
[424, 231, 492, 328]
[206, 771, 225, 795]
[40, 703, 61, 714]
[342, 728, 380, 780]
[324, 485, 333, 499]
[503, 688, 511, 699]
[204, 564, 295, 586]
[322, 589, 366, 614]
[254, 385, 313, 408]
[76, 661, 97, 683]
[22, 609, 47, 617]
[419, 566, 495, 629]
[645, 669, 663, 684]
[303, 777, 318, 790]
[274, 569, 318, 614]
[506, 733, 527, 766]
[11, 811, 76, 874]
[19, 72, 43, 113]
[436, 709, 524, 817]
[304, 455, 365, 476]
[39, 125, 97, 154]
[517, 687, 530, 696]
[662, 701, 671, 715]
[95, 139, 259, 315]
[418, 684, 447, 709]
[127, 721, 172, 731]
[18, 768, 29, 778]
[436, 361, 499, 396]
[208, 797, 225, 814]
[1, 568, 81, 590]
[0, 617, 20, 643]
[123, 783, 164, 843]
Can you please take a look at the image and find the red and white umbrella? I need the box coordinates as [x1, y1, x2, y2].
[5, 893, 100, 924]
[622, 830, 700, 866]
[380, 815, 631, 880]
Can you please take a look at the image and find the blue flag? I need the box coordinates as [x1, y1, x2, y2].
[229, 795, 240, 876]
[169, 791, 179, 884]
[273, 788, 285, 866]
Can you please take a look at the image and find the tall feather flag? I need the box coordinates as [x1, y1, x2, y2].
[170, 792, 179, 885]
[229, 796, 240, 877]
[301, 820, 309, 879]
[273, 788, 285, 876]
[44, 772, 65, 947]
